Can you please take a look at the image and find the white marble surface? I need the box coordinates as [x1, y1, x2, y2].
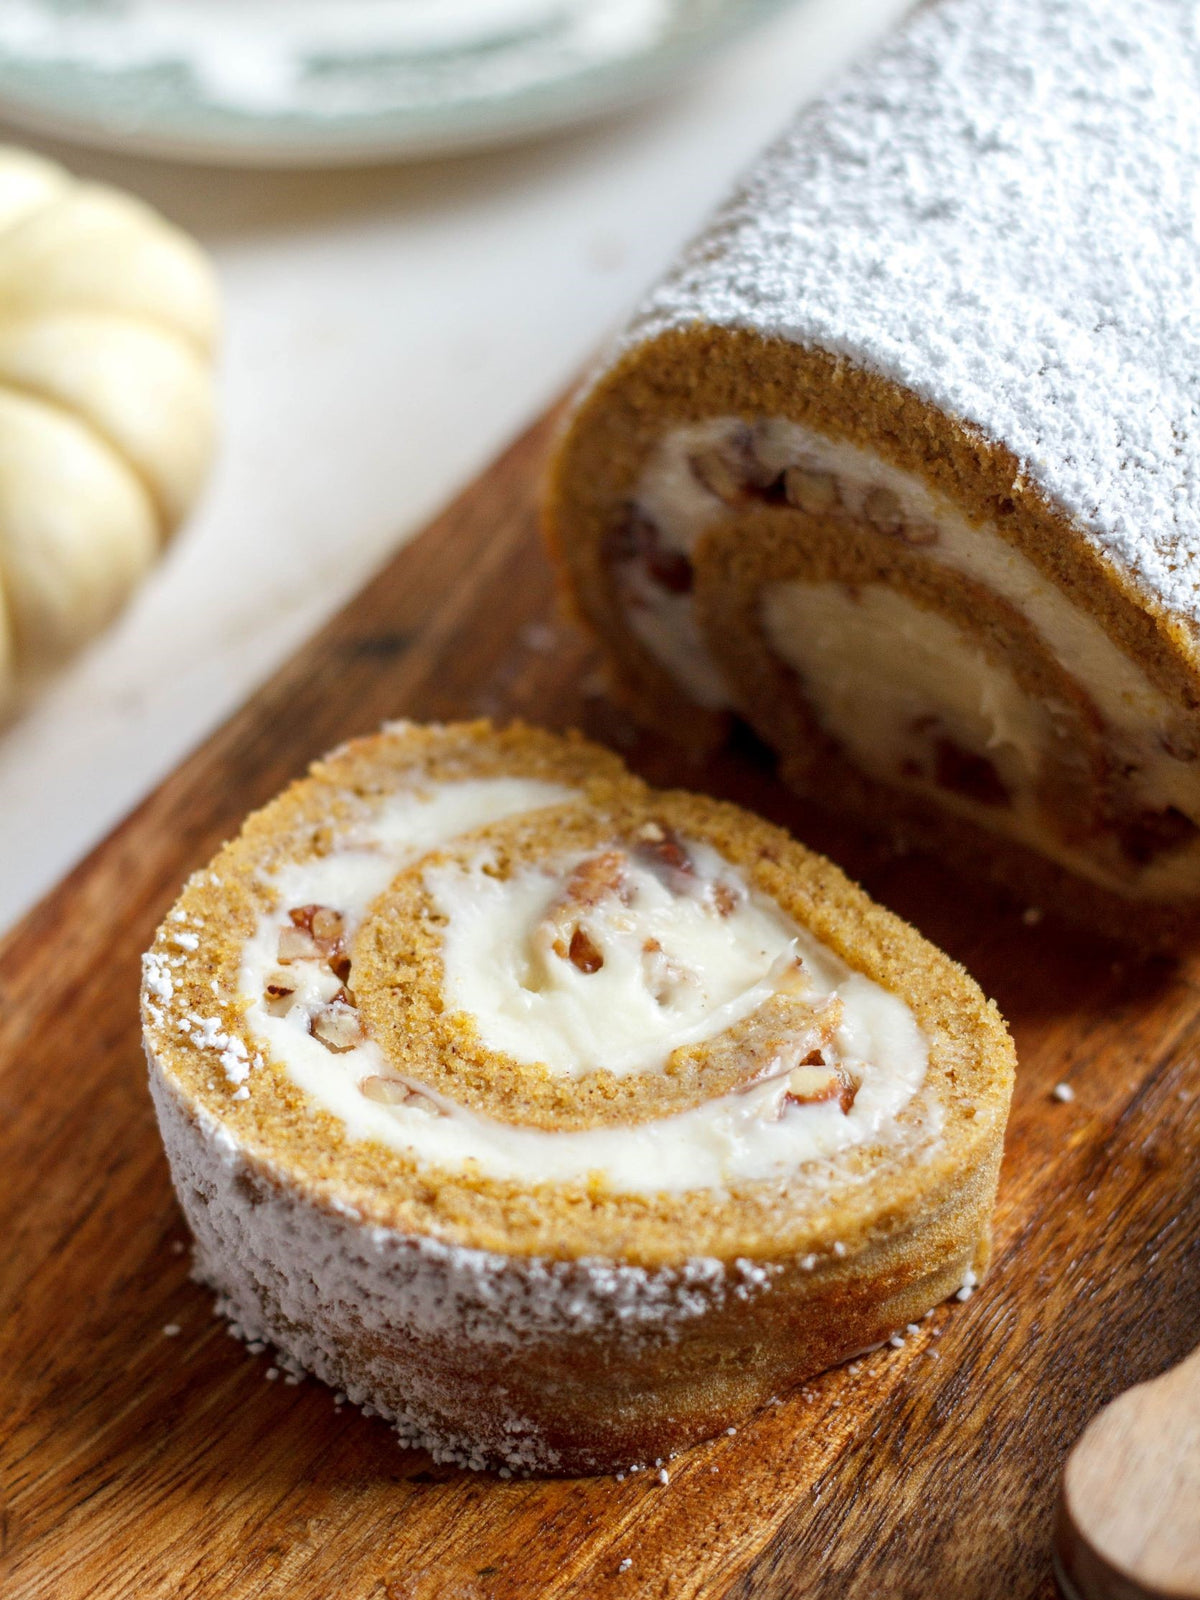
[0, 0, 909, 934]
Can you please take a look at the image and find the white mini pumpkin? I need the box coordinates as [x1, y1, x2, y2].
[0, 145, 219, 708]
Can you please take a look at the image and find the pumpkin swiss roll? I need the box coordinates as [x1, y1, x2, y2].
[544, 0, 1200, 940]
[141, 721, 1013, 1475]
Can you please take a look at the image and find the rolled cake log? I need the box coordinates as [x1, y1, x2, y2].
[142, 721, 1013, 1475]
[544, 0, 1200, 935]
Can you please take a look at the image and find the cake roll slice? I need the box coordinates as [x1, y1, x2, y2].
[142, 720, 1013, 1475]
[544, 0, 1200, 934]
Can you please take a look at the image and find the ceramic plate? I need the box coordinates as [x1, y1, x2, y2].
[0, 0, 796, 165]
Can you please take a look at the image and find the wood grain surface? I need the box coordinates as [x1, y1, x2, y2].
[1, 406, 1197, 1600]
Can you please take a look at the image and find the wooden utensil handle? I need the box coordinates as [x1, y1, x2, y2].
[1055, 1344, 1200, 1600]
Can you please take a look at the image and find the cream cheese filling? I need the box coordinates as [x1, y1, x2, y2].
[762, 580, 1050, 828]
[427, 838, 805, 1077]
[237, 781, 931, 1195]
[631, 417, 1200, 896]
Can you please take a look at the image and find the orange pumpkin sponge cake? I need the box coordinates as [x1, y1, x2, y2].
[544, 0, 1200, 940]
[141, 721, 1014, 1474]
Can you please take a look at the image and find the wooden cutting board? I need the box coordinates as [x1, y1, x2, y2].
[1, 406, 1197, 1600]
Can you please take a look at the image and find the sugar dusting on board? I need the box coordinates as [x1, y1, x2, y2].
[0, 0, 675, 116]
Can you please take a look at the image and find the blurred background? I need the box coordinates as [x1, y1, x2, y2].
[0, 0, 909, 932]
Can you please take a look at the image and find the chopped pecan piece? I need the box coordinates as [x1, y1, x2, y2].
[711, 879, 741, 917]
[933, 738, 1010, 808]
[263, 969, 296, 1016]
[360, 1075, 442, 1113]
[863, 486, 903, 533]
[604, 506, 694, 594]
[290, 903, 346, 952]
[309, 1000, 364, 1053]
[736, 426, 787, 491]
[535, 850, 627, 975]
[689, 445, 748, 504]
[360, 1074, 408, 1104]
[692, 428, 784, 503]
[784, 467, 839, 515]
[284, 903, 351, 979]
[548, 852, 626, 947]
[564, 851, 628, 910]
[746, 419, 796, 478]
[568, 925, 604, 974]
[633, 822, 694, 890]
[277, 924, 321, 963]
[305, 906, 345, 945]
[900, 522, 939, 547]
[782, 1062, 860, 1115]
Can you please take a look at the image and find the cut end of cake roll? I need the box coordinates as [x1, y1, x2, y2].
[142, 719, 1013, 1476]
[544, 0, 1200, 942]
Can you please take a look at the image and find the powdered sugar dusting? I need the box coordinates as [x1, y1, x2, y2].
[628, 0, 1200, 636]
[147, 1057, 778, 1472]
[219, 1038, 250, 1086]
[146, 965, 264, 1093]
[142, 950, 174, 1005]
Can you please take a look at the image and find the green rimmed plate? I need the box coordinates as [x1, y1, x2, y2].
[0, 0, 797, 166]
